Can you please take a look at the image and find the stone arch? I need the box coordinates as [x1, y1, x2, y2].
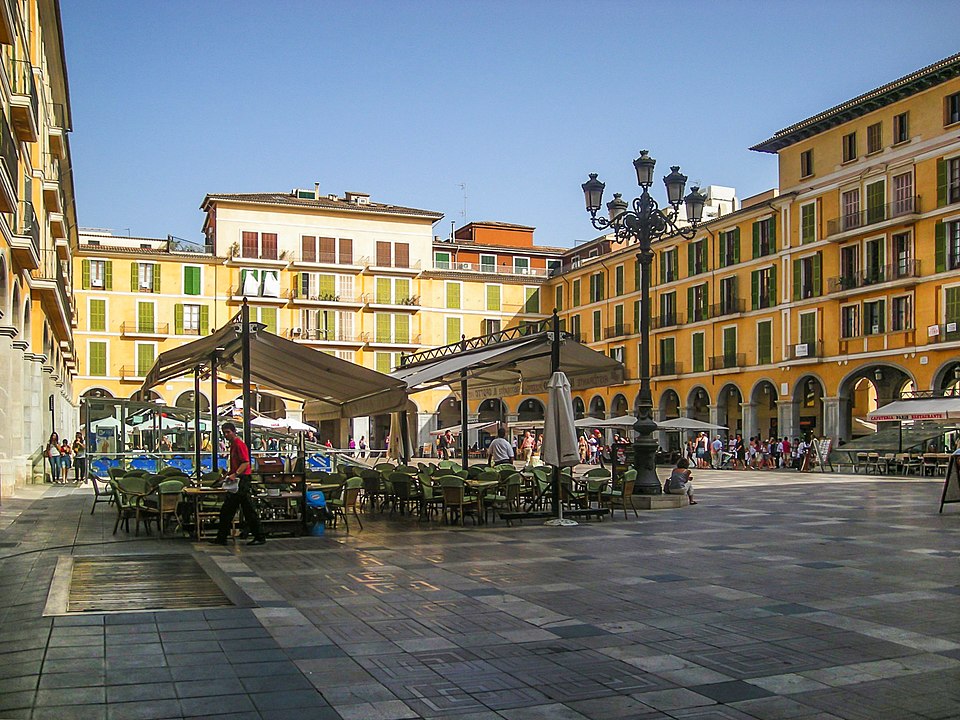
[517, 397, 545, 422]
[81, 387, 114, 399]
[175, 390, 210, 412]
[257, 392, 286, 418]
[572, 397, 585, 420]
[436, 395, 461, 429]
[10, 281, 20, 333]
[477, 398, 506, 424]
[837, 363, 916, 442]
[716, 383, 743, 436]
[933, 360, 960, 395]
[686, 386, 710, 423]
[129, 389, 162, 403]
[587, 395, 606, 419]
[610, 393, 628, 417]
[749, 379, 779, 440]
[0, 252, 8, 321]
[793, 374, 825, 441]
[658, 389, 682, 451]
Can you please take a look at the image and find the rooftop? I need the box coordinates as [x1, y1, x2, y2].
[202, 191, 444, 220]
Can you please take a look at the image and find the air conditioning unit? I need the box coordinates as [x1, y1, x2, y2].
[871, 325, 880, 335]
[291, 326, 302, 337]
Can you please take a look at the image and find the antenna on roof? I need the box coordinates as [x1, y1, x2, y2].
[458, 182, 467, 219]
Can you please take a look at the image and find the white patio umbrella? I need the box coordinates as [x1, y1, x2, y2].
[252, 416, 281, 428]
[541, 371, 580, 527]
[277, 417, 317, 432]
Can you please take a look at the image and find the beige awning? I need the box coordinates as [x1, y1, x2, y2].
[868, 398, 960, 421]
[141, 323, 408, 421]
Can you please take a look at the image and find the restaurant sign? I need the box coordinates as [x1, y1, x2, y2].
[462, 369, 624, 402]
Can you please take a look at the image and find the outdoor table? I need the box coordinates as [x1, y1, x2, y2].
[465, 479, 499, 524]
[182, 486, 228, 540]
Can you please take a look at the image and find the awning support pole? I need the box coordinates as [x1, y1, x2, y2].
[460, 334, 469, 470]
[193, 366, 202, 480]
[551, 310, 561, 518]
[241, 301, 253, 451]
[400, 409, 410, 465]
[210, 355, 219, 473]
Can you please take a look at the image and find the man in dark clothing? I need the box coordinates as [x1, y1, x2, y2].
[211, 423, 266, 546]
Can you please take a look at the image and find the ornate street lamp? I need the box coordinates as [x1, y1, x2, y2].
[581, 151, 707, 494]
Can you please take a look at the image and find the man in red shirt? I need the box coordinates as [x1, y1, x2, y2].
[211, 423, 266, 546]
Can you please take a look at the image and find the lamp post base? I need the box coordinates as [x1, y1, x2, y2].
[633, 434, 663, 495]
[544, 518, 579, 527]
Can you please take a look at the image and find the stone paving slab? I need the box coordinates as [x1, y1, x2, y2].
[0, 470, 959, 718]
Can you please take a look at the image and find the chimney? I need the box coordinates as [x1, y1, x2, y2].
[314, 182, 320, 200]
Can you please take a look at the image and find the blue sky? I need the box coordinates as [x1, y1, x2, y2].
[61, 1, 958, 249]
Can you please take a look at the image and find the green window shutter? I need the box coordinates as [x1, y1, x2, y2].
[792, 259, 801, 301]
[718, 235, 726, 269]
[687, 287, 694, 323]
[800, 313, 816, 344]
[663, 338, 675, 365]
[938, 159, 947, 207]
[137, 344, 154, 376]
[670, 251, 678, 279]
[199, 305, 209, 335]
[634, 300, 640, 330]
[723, 327, 736, 356]
[394, 315, 409, 343]
[614, 304, 624, 328]
[703, 238, 710, 271]
[376, 313, 391, 343]
[525, 287, 538, 313]
[615, 266, 624, 295]
[88, 300, 103, 332]
[319, 274, 336, 298]
[137, 303, 154, 333]
[752, 222, 760, 258]
[295, 272, 303, 297]
[376, 278, 390, 304]
[572, 279, 580, 307]
[554, 285, 562, 312]
[486, 285, 501, 311]
[733, 229, 740, 264]
[375, 352, 390, 373]
[89, 342, 106, 376]
[445, 317, 461, 345]
[184, 266, 200, 295]
[174, 304, 184, 335]
[153, 264, 161, 293]
[81, 259, 90, 289]
[687, 245, 695, 276]
[801, 205, 815, 244]
[692, 333, 704, 373]
[104, 261, 113, 291]
[260, 307, 277, 334]
[130, 262, 138, 291]
[446, 282, 460, 309]
[395, 278, 410, 304]
[751, 270, 759, 310]
[758, 321, 772, 364]
[813, 252, 822, 297]
[659, 252, 666, 280]
[946, 287, 960, 322]
[769, 218, 777, 253]
[769, 266, 777, 307]
[935, 221, 946, 272]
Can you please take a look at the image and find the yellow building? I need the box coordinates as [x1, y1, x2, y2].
[0, 0, 78, 490]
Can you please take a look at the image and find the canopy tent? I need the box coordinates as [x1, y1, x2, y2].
[575, 414, 639, 429]
[656, 417, 728, 432]
[868, 397, 960, 422]
[429, 421, 499, 436]
[142, 320, 408, 421]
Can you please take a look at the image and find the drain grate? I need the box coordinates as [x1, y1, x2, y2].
[66, 555, 234, 613]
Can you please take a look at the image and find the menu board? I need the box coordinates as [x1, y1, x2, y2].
[940, 453, 960, 513]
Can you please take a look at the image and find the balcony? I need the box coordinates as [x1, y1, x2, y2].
[826, 195, 920, 239]
[688, 306, 711, 323]
[432, 260, 549, 277]
[229, 286, 284, 303]
[291, 252, 365, 270]
[927, 322, 960, 344]
[0, 0, 15, 46]
[827, 259, 922, 294]
[790, 341, 822, 360]
[709, 353, 745, 371]
[653, 361, 683, 377]
[367, 333, 422, 348]
[710, 298, 746, 318]
[10, 200, 38, 269]
[287, 288, 364, 307]
[366, 259, 421, 275]
[0, 112, 16, 213]
[42, 153, 63, 213]
[365, 294, 422, 312]
[120, 321, 169, 339]
[603, 323, 633, 340]
[290, 328, 368, 345]
[651, 313, 681, 330]
[8, 59, 37, 142]
[29, 249, 72, 338]
[119, 366, 149, 382]
[48, 103, 70, 157]
[50, 211, 67, 239]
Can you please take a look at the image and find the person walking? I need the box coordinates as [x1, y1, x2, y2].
[520, 431, 535, 463]
[486, 426, 515, 465]
[211, 423, 266, 546]
[45, 432, 61, 483]
[358, 435, 367, 459]
[711, 435, 724, 469]
[72, 431, 86, 484]
[59, 438, 73, 484]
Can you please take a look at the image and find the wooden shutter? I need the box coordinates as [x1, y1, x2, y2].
[137, 344, 154, 376]
[376, 313, 391, 342]
[769, 266, 777, 307]
[634, 300, 640, 330]
[486, 285, 500, 311]
[723, 326, 736, 357]
[376, 241, 391, 267]
[800, 313, 816, 345]
[394, 278, 410, 304]
[394, 243, 409, 269]
[554, 285, 562, 312]
[184, 266, 200, 295]
[339, 238, 352, 264]
[138, 302, 153, 333]
[199, 305, 209, 335]
[687, 287, 694, 323]
[394, 315, 409, 344]
[572, 279, 580, 307]
[90, 342, 106, 376]
[659, 252, 666, 281]
[758, 321, 771, 364]
[793, 259, 801, 301]
[446, 317, 461, 345]
[153, 264, 160, 293]
[375, 353, 391, 374]
[719, 234, 727, 269]
[615, 265, 624, 295]
[935, 221, 946, 273]
[130, 262, 138, 291]
[174, 304, 183, 335]
[702, 238, 710, 272]
[687, 245, 695, 277]
[81, 259, 90, 289]
[242, 231, 258, 258]
[946, 287, 960, 322]
[89, 300, 105, 332]
[733, 228, 740, 264]
[104, 261, 113, 290]
[752, 221, 760, 258]
[692, 333, 703, 372]
[319, 237, 335, 262]
[938, 159, 947, 207]
[260, 307, 277, 334]
[301, 236, 316, 262]
[319, 274, 336, 299]
[751, 270, 759, 310]
[769, 218, 776, 253]
[376, 278, 391, 304]
[446, 282, 460, 309]
[261, 233, 277, 260]
[813, 252, 822, 297]
[525, 287, 538, 314]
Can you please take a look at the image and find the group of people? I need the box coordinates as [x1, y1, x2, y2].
[44, 431, 86, 484]
[685, 432, 814, 471]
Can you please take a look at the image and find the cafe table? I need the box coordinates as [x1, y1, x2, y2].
[182, 486, 229, 540]
[465, 479, 500, 524]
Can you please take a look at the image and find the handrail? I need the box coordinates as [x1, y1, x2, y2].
[827, 195, 920, 236]
[603, 323, 633, 339]
[790, 341, 822, 359]
[828, 259, 922, 292]
[709, 353, 745, 370]
[401, 319, 563, 367]
[710, 298, 746, 318]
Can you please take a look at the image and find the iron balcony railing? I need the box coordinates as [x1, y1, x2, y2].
[288, 288, 358, 303]
[120, 322, 169, 336]
[603, 323, 633, 339]
[433, 259, 548, 277]
[371, 333, 421, 345]
[9, 59, 37, 126]
[710, 298, 746, 318]
[43, 152, 60, 183]
[653, 361, 683, 376]
[371, 258, 421, 271]
[709, 353, 745, 370]
[828, 259, 922, 292]
[49, 102, 70, 131]
[0, 111, 17, 183]
[294, 251, 360, 265]
[294, 328, 368, 343]
[31, 249, 72, 317]
[651, 313, 680, 330]
[827, 195, 920, 236]
[790, 341, 822, 359]
[688, 305, 711, 323]
[928, 322, 960, 344]
[15, 200, 38, 255]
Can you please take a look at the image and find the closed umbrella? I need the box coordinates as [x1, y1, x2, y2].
[542, 371, 580, 527]
[387, 412, 402, 461]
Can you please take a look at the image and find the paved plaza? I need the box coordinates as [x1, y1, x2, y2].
[1, 470, 959, 719]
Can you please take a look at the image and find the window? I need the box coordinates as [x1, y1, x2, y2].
[524, 286, 539, 314]
[658, 338, 675, 375]
[480, 254, 497, 273]
[445, 316, 461, 345]
[688, 238, 708, 275]
[800, 149, 814, 178]
[938, 157, 960, 206]
[841, 188, 861, 231]
[136, 343, 155, 377]
[136, 302, 154, 334]
[800, 203, 816, 244]
[687, 283, 708, 323]
[842, 131, 857, 162]
[633, 299, 640, 331]
[546, 259, 561, 276]
[486, 284, 501, 312]
[83, 259, 111, 290]
[240, 231, 277, 260]
[840, 245, 859, 287]
[592, 310, 601, 342]
[133, 262, 158, 292]
[757, 321, 772, 365]
[892, 296, 912, 331]
[88, 299, 105, 333]
[375, 352, 393, 374]
[937, 220, 960, 272]
[610, 346, 624, 364]
[719, 276, 739, 315]
[751, 266, 777, 310]
[572, 278, 581, 307]
[570, 314, 581, 340]
[865, 238, 884, 283]
[88, 341, 107, 376]
[183, 266, 201, 296]
[722, 326, 737, 359]
[482, 318, 501, 336]
[513, 257, 530, 275]
[434, 251, 450, 270]
[946, 287, 960, 323]
[692, 332, 704, 373]
[893, 233, 912, 277]
[893, 112, 909, 144]
[613, 304, 624, 335]
[301, 235, 317, 262]
[183, 304, 200, 334]
[257, 307, 277, 334]
[945, 91, 960, 126]
[660, 248, 678, 283]
[799, 312, 817, 347]
[841, 304, 860, 338]
[866, 122, 882, 154]
[752, 218, 776, 258]
[589, 273, 604, 303]
[892, 172, 914, 215]
[445, 282, 461, 309]
[554, 285, 562, 313]
[719, 229, 740, 267]
[614, 265, 624, 295]
[864, 299, 886, 335]
[793, 253, 822, 300]
[659, 292, 676, 326]
[865, 180, 885, 224]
